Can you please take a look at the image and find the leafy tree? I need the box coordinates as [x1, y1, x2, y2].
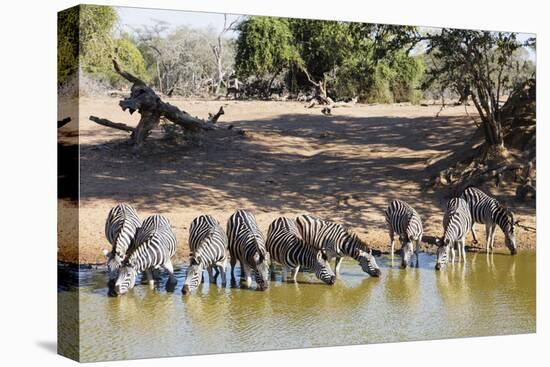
[235, 17, 422, 102]
[58, 6, 80, 83]
[288, 19, 353, 97]
[109, 37, 150, 86]
[58, 5, 150, 87]
[235, 17, 300, 96]
[426, 29, 528, 157]
[78, 5, 118, 76]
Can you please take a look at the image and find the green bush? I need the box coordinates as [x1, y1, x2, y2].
[58, 5, 151, 89]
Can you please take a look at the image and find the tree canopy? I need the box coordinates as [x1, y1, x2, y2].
[425, 29, 532, 153]
[234, 17, 423, 102]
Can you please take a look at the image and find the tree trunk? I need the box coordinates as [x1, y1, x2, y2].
[89, 60, 239, 148]
[470, 91, 507, 160]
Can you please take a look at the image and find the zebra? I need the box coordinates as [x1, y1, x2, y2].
[102, 203, 141, 292]
[266, 217, 336, 285]
[182, 215, 228, 295]
[460, 186, 517, 255]
[227, 209, 270, 291]
[384, 199, 423, 268]
[435, 197, 472, 270]
[114, 215, 178, 295]
[295, 214, 381, 277]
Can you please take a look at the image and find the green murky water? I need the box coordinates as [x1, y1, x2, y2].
[58, 251, 536, 362]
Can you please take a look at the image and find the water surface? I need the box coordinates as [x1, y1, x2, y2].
[58, 251, 536, 362]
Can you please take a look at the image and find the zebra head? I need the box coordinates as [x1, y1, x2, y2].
[103, 249, 123, 281]
[401, 241, 414, 269]
[435, 238, 450, 270]
[502, 208, 517, 255]
[114, 265, 138, 295]
[183, 257, 204, 295]
[253, 250, 270, 291]
[313, 249, 336, 285]
[356, 249, 381, 277]
[400, 235, 414, 269]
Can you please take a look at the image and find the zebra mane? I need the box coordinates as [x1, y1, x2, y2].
[239, 212, 266, 257]
[496, 203, 515, 233]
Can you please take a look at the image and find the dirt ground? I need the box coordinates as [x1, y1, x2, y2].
[58, 97, 536, 264]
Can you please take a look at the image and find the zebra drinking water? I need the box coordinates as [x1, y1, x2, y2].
[227, 209, 270, 290]
[114, 215, 178, 295]
[266, 217, 336, 284]
[460, 186, 517, 255]
[183, 215, 229, 295]
[384, 199, 423, 268]
[435, 198, 473, 270]
[103, 203, 141, 292]
[295, 214, 381, 277]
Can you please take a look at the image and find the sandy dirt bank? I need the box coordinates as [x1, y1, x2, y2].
[58, 98, 536, 264]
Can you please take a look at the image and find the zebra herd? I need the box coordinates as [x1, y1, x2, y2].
[103, 186, 517, 296]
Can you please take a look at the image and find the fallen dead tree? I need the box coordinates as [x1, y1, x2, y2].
[89, 60, 241, 148]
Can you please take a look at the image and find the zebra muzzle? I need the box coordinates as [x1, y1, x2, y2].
[182, 284, 190, 295]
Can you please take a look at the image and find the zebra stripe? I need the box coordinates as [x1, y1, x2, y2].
[227, 209, 270, 290]
[295, 214, 381, 277]
[460, 186, 517, 255]
[384, 199, 423, 268]
[104, 203, 141, 284]
[266, 217, 336, 285]
[114, 215, 178, 295]
[436, 198, 472, 270]
[183, 215, 228, 295]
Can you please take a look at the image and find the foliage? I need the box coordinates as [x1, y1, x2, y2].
[78, 5, 118, 77]
[58, 5, 151, 89]
[425, 29, 529, 148]
[58, 6, 80, 84]
[234, 16, 423, 102]
[235, 17, 299, 79]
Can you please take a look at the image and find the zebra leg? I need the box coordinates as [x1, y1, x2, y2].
[145, 269, 155, 288]
[217, 262, 227, 287]
[415, 239, 421, 268]
[163, 260, 177, 292]
[270, 262, 276, 281]
[489, 224, 497, 252]
[282, 265, 289, 282]
[207, 266, 216, 284]
[334, 257, 343, 277]
[485, 224, 493, 253]
[461, 239, 467, 263]
[230, 257, 237, 282]
[450, 244, 456, 264]
[389, 230, 395, 264]
[291, 266, 300, 282]
[471, 224, 479, 245]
